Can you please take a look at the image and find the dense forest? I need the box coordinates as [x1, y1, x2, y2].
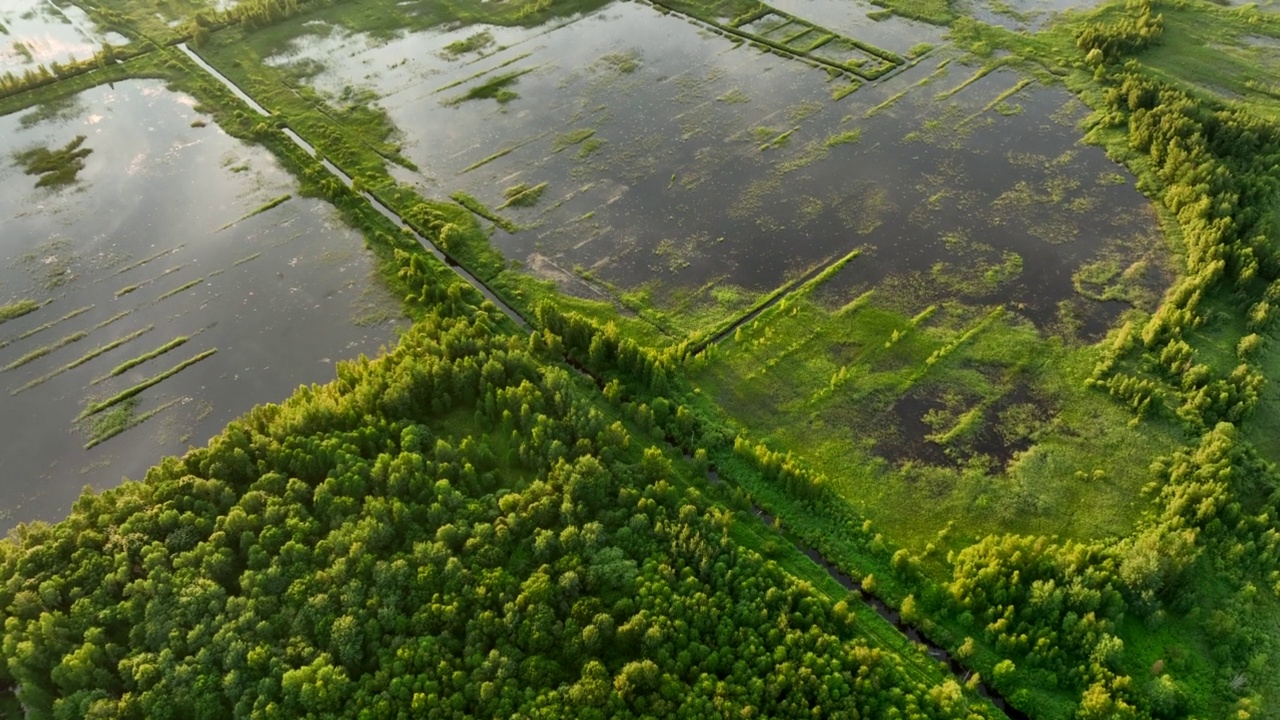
[0, 290, 990, 719]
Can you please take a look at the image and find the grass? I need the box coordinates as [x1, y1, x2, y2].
[552, 128, 596, 153]
[690, 291, 1180, 553]
[865, 89, 907, 117]
[78, 348, 218, 420]
[498, 182, 548, 209]
[442, 30, 494, 57]
[935, 59, 1012, 101]
[831, 80, 860, 101]
[94, 336, 190, 384]
[115, 266, 183, 297]
[13, 135, 93, 188]
[451, 191, 520, 233]
[218, 193, 291, 230]
[0, 300, 39, 324]
[759, 127, 798, 150]
[112, 246, 183, 276]
[462, 145, 520, 173]
[444, 69, 533, 106]
[5, 305, 91, 346]
[90, 310, 132, 333]
[154, 277, 205, 302]
[717, 87, 750, 103]
[84, 397, 182, 449]
[10, 325, 154, 396]
[2, 330, 88, 372]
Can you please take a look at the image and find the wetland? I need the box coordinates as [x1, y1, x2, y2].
[6, 0, 1280, 718]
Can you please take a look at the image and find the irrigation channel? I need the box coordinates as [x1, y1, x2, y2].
[752, 501, 1029, 720]
[178, 42, 1024, 719]
[176, 44, 530, 332]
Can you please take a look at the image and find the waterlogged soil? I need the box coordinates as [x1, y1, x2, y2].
[0, 0, 128, 77]
[258, 1, 1162, 338]
[0, 80, 405, 532]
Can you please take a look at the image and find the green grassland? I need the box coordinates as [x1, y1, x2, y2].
[688, 291, 1183, 553]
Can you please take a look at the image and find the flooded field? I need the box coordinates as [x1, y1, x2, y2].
[252, 0, 1162, 336]
[0, 0, 127, 77]
[0, 80, 405, 531]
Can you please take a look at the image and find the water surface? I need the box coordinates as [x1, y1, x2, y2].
[0, 80, 405, 531]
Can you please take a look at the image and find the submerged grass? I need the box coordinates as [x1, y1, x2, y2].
[444, 69, 534, 106]
[552, 128, 596, 153]
[218, 193, 291, 230]
[13, 305, 92, 342]
[84, 397, 182, 450]
[78, 348, 218, 420]
[13, 135, 93, 188]
[10, 325, 154, 396]
[0, 300, 40, 324]
[154, 278, 205, 302]
[451, 191, 520, 233]
[498, 182, 548, 209]
[94, 336, 190, 384]
[3, 330, 88, 372]
[112, 246, 183, 276]
[116, 266, 183, 298]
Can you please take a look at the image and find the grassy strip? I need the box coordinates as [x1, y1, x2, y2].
[94, 336, 189, 384]
[112, 246, 182, 277]
[836, 289, 875, 316]
[451, 192, 520, 233]
[3, 330, 88, 371]
[84, 398, 182, 450]
[497, 182, 548, 210]
[462, 146, 518, 173]
[982, 77, 1032, 114]
[10, 325, 154, 395]
[831, 80, 860, 101]
[0, 300, 40, 324]
[760, 127, 798, 150]
[90, 310, 131, 332]
[552, 128, 596, 153]
[232, 252, 261, 267]
[432, 52, 534, 93]
[443, 69, 535, 106]
[218, 193, 291, 231]
[78, 349, 218, 420]
[794, 248, 862, 298]
[15, 305, 92, 341]
[116, 266, 183, 297]
[935, 59, 1011, 101]
[154, 277, 206, 303]
[694, 267, 820, 350]
[865, 89, 907, 117]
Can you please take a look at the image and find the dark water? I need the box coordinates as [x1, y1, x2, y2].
[0, 80, 406, 532]
[264, 0, 1162, 335]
